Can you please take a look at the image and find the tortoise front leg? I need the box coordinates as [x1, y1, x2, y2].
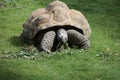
[67, 29, 90, 50]
[37, 31, 56, 53]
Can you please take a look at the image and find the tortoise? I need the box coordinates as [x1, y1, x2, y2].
[20, 0, 91, 53]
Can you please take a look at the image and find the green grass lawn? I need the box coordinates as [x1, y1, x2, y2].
[0, 0, 120, 80]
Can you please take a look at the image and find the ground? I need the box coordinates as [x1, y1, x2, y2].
[0, 0, 120, 80]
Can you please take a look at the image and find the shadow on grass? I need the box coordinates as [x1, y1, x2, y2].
[0, 70, 22, 80]
[0, 61, 22, 80]
[8, 36, 25, 47]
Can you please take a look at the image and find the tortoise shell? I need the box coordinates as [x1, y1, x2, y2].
[21, 0, 91, 44]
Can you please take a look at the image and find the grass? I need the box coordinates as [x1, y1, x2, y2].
[0, 0, 120, 80]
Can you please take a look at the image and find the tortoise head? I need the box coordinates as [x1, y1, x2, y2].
[57, 28, 68, 44]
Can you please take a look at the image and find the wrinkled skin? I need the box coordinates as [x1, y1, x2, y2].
[37, 31, 56, 53]
[67, 29, 90, 50]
